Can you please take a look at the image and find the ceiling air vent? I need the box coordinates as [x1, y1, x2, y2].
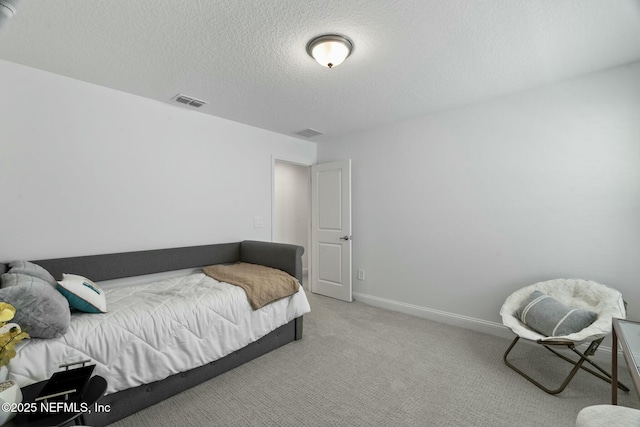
[294, 128, 324, 138]
[172, 94, 209, 108]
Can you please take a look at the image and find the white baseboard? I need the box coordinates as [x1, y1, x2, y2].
[353, 291, 513, 339]
[352, 292, 617, 363]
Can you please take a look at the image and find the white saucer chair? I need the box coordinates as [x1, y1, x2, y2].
[500, 278, 629, 394]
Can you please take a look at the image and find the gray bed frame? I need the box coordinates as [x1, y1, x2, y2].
[3, 240, 304, 426]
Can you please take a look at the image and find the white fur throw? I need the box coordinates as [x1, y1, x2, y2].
[500, 278, 625, 342]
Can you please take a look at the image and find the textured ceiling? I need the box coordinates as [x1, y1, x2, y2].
[1, 0, 639, 141]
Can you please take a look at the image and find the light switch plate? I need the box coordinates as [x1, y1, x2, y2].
[254, 216, 264, 228]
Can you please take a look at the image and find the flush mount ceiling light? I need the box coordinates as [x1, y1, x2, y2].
[0, 0, 20, 33]
[306, 34, 353, 68]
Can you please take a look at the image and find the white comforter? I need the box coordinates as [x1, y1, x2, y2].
[9, 272, 310, 393]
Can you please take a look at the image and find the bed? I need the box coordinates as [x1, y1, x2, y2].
[0, 240, 309, 426]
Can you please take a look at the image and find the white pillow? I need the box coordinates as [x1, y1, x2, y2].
[57, 274, 107, 313]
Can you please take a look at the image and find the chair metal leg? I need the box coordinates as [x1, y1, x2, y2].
[503, 336, 629, 394]
[543, 343, 630, 392]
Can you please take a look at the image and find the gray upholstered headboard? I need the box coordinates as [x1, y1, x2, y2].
[1, 240, 304, 283]
[240, 240, 303, 283]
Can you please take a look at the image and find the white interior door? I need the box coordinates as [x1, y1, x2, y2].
[311, 159, 352, 302]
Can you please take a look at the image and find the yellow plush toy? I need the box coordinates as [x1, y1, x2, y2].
[0, 303, 29, 367]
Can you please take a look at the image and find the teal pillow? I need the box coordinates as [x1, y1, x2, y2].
[57, 274, 107, 313]
[516, 290, 597, 337]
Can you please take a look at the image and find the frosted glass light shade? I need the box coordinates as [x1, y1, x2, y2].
[307, 35, 353, 68]
[0, 0, 19, 19]
[0, 0, 19, 32]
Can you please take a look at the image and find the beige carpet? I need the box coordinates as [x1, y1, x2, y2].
[110, 292, 640, 426]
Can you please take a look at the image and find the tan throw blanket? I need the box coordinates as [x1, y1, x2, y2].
[202, 262, 300, 310]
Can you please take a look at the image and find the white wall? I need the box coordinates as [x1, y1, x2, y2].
[0, 59, 316, 261]
[318, 62, 640, 330]
[273, 161, 310, 271]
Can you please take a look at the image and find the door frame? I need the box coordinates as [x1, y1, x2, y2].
[271, 154, 313, 288]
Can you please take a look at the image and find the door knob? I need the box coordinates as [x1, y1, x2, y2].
[340, 235, 351, 241]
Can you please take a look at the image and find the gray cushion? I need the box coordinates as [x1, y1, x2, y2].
[1, 272, 24, 288]
[0, 274, 71, 338]
[4, 261, 57, 288]
[516, 290, 597, 337]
